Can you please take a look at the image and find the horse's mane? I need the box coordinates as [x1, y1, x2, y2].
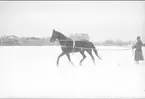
[55, 31, 65, 37]
[55, 30, 72, 40]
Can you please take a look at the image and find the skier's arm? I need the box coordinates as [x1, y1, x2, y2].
[132, 44, 136, 49]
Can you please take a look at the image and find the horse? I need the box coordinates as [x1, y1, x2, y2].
[50, 29, 102, 66]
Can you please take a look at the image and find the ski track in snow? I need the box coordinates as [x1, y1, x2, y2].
[0, 46, 145, 98]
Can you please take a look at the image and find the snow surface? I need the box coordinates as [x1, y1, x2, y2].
[0, 46, 145, 98]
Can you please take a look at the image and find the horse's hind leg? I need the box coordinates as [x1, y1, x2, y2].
[86, 49, 96, 65]
[79, 50, 86, 66]
[66, 53, 74, 66]
[57, 52, 65, 67]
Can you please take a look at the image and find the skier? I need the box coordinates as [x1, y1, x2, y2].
[132, 36, 145, 64]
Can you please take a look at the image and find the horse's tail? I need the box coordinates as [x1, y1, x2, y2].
[91, 43, 102, 60]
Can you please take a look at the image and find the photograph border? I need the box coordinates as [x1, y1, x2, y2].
[0, 0, 145, 99]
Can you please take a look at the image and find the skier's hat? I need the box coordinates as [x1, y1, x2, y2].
[137, 36, 140, 39]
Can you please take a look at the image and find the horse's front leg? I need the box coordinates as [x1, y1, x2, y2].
[57, 52, 66, 67]
[66, 53, 74, 66]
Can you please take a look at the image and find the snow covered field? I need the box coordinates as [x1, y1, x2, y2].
[0, 46, 145, 98]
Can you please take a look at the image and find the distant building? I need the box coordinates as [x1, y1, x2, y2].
[0, 35, 19, 45]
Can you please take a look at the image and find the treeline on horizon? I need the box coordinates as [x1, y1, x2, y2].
[0, 34, 134, 46]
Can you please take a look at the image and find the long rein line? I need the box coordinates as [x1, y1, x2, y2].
[55, 39, 132, 51]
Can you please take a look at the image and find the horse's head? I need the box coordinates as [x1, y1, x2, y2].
[50, 29, 68, 42]
[50, 29, 59, 42]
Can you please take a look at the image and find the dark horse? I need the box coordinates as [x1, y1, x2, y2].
[50, 29, 102, 66]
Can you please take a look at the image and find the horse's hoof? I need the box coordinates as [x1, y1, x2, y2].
[57, 64, 59, 67]
[72, 64, 75, 66]
[73, 64, 75, 66]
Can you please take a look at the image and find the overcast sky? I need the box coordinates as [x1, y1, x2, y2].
[0, 1, 145, 41]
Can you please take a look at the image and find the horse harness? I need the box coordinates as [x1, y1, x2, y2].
[62, 38, 76, 54]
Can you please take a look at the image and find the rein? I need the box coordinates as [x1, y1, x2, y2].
[52, 31, 132, 51]
[55, 39, 132, 51]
